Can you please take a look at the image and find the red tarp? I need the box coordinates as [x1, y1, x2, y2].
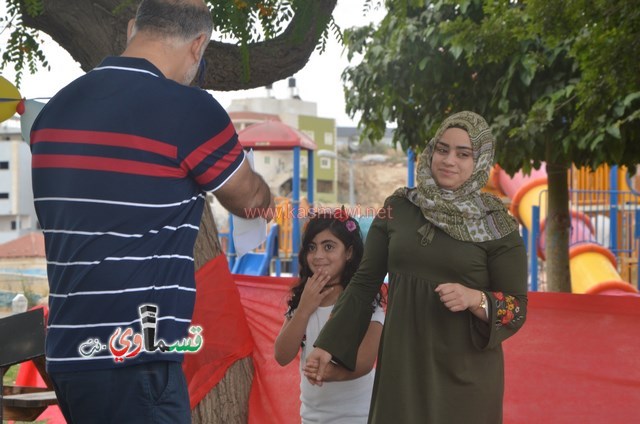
[503, 291, 640, 423]
[17, 256, 640, 423]
[184, 257, 299, 422]
[183, 255, 254, 408]
[236, 275, 300, 424]
[231, 279, 640, 424]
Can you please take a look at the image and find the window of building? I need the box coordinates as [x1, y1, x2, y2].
[0, 161, 8, 169]
[320, 158, 331, 169]
[317, 180, 334, 193]
[11, 221, 17, 230]
[0, 193, 9, 199]
[324, 132, 334, 145]
[302, 130, 315, 141]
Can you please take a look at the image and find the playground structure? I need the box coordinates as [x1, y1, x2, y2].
[490, 164, 640, 295]
[227, 120, 317, 276]
[231, 224, 281, 276]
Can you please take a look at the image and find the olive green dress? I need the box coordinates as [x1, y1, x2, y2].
[315, 195, 528, 423]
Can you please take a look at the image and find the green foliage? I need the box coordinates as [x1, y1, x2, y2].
[343, 0, 640, 175]
[342, 0, 493, 152]
[1, 0, 48, 86]
[3, 364, 18, 386]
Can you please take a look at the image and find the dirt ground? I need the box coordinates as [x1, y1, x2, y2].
[336, 149, 409, 209]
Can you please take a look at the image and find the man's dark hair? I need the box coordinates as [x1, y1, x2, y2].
[134, 0, 213, 41]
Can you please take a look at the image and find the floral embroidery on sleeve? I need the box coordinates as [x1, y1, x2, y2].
[492, 292, 523, 328]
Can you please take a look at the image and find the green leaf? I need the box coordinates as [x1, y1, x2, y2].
[606, 124, 621, 139]
[450, 45, 463, 60]
[623, 92, 640, 107]
[519, 58, 536, 87]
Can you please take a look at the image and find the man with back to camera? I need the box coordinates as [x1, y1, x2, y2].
[30, 0, 274, 422]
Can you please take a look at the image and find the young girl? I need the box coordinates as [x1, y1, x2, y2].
[274, 210, 385, 423]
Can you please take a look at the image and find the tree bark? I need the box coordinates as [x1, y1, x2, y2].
[191, 199, 253, 423]
[545, 142, 572, 292]
[21, 0, 338, 90]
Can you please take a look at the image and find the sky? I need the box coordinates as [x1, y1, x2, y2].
[0, 1, 386, 127]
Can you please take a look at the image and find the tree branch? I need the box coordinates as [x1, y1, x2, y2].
[21, 0, 338, 91]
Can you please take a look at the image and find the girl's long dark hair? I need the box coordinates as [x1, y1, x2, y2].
[286, 211, 382, 315]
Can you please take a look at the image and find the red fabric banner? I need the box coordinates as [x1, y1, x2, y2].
[503, 291, 640, 423]
[21, 258, 640, 423]
[231, 281, 640, 424]
[235, 275, 300, 424]
[183, 254, 254, 408]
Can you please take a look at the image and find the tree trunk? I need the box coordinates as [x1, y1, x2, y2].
[191, 357, 253, 424]
[21, 0, 338, 90]
[192, 199, 253, 423]
[545, 143, 572, 292]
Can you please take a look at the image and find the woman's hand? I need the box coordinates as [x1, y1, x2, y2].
[296, 271, 334, 317]
[435, 283, 483, 313]
[304, 347, 333, 386]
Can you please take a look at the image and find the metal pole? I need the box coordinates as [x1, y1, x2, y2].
[292, 147, 301, 275]
[636, 208, 640, 289]
[531, 205, 540, 292]
[307, 149, 314, 207]
[610, 165, 619, 254]
[407, 148, 415, 188]
[348, 159, 355, 209]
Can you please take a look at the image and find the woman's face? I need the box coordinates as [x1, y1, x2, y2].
[430, 127, 474, 191]
[306, 229, 352, 283]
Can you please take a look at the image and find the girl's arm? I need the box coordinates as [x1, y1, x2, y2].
[274, 311, 311, 366]
[304, 320, 383, 382]
[274, 271, 333, 366]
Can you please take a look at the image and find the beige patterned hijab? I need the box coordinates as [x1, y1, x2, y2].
[395, 111, 518, 244]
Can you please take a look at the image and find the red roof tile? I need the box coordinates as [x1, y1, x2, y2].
[0, 232, 46, 258]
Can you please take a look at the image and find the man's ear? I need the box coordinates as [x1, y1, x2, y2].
[190, 33, 209, 61]
[126, 19, 136, 41]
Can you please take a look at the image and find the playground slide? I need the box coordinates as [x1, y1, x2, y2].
[231, 224, 279, 276]
[492, 165, 638, 296]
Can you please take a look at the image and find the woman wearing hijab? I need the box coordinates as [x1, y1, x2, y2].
[303, 111, 528, 423]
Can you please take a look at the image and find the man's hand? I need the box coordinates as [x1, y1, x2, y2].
[259, 194, 276, 223]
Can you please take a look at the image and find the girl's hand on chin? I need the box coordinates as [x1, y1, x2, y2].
[297, 271, 334, 315]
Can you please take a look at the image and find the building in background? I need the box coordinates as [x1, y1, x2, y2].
[0, 231, 47, 312]
[0, 117, 38, 244]
[226, 78, 338, 205]
[336, 126, 397, 153]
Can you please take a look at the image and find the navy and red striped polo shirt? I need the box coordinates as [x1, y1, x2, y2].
[31, 56, 244, 372]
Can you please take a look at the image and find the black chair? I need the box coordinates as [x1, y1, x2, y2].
[0, 308, 58, 421]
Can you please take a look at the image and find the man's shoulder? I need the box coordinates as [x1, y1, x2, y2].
[167, 85, 226, 117]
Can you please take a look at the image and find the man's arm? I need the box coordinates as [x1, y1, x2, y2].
[213, 159, 274, 220]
